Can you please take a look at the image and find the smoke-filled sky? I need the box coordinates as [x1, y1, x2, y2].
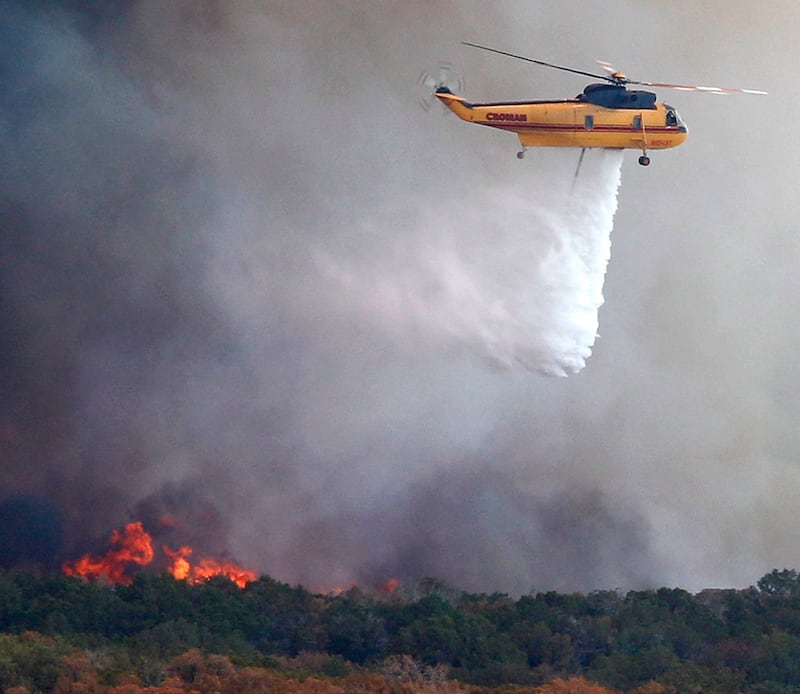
[1, 0, 798, 594]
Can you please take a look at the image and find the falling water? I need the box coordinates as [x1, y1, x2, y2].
[321, 149, 624, 376]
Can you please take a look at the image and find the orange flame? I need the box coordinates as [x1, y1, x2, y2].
[163, 544, 192, 580]
[325, 582, 357, 596]
[191, 557, 257, 588]
[63, 521, 257, 588]
[62, 521, 154, 585]
[379, 577, 400, 594]
[164, 544, 257, 588]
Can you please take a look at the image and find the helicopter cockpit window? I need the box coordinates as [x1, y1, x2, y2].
[664, 105, 687, 128]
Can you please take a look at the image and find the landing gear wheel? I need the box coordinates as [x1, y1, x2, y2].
[517, 150, 525, 159]
[638, 155, 651, 166]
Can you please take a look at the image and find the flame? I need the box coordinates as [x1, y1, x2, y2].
[164, 544, 257, 588]
[326, 582, 357, 596]
[163, 544, 192, 580]
[62, 521, 154, 585]
[191, 557, 257, 588]
[324, 578, 399, 596]
[63, 521, 257, 588]
[379, 577, 399, 594]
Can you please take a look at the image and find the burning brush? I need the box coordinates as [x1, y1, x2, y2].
[62, 521, 256, 588]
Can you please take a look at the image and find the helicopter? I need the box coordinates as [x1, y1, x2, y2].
[421, 42, 766, 166]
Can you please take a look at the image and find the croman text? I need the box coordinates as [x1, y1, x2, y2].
[486, 112, 527, 122]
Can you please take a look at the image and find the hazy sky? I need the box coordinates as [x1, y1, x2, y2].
[1, 0, 798, 594]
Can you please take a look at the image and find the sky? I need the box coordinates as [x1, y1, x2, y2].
[1, 0, 798, 595]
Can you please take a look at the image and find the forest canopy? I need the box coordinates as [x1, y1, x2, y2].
[2, 569, 800, 692]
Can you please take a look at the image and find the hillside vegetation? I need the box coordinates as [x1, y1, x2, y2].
[2, 569, 800, 692]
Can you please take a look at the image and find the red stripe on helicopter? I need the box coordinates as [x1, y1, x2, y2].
[482, 121, 678, 134]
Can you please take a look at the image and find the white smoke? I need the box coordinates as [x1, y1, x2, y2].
[317, 149, 623, 376]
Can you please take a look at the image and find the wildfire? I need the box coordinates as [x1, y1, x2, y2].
[163, 544, 192, 580]
[62, 521, 154, 586]
[164, 545, 257, 588]
[63, 522, 256, 588]
[380, 577, 400, 594]
[325, 578, 400, 597]
[326, 582, 357, 597]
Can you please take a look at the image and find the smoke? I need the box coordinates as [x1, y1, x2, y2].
[0, 0, 796, 595]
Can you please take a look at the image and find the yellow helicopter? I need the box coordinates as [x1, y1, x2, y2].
[421, 43, 766, 166]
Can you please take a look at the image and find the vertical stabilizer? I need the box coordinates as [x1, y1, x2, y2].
[434, 88, 474, 122]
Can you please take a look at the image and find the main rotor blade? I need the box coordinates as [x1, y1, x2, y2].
[462, 41, 768, 96]
[631, 79, 767, 95]
[596, 61, 619, 76]
[595, 60, 766, 94]
[462, 42, 611, 83]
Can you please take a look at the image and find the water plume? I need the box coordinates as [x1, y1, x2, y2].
[319, 149, 623, 376]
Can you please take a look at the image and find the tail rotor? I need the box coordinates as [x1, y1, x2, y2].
[417, 62, 465, 112]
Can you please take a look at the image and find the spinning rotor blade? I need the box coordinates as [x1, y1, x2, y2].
[437, 62, 452, 87]
[596, 60, 629, 84]
[628, 79, 767, 95]
[462, 42, 609, 82]
[597, 61, 766, 93]
[417, 72, 439, 91]
[463, 42, 767, 95]
[417, 62, 465, 112]
[597, 60, 618, 76]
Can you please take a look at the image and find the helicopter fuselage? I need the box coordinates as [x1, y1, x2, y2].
[435, 83, 688, 156]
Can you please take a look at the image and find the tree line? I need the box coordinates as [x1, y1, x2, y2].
[2, 569, 800, 692]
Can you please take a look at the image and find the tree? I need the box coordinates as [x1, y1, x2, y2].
[0, 632, 71, 693]
[757, 569, 800, 598]
[322, 594, 389, 664]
